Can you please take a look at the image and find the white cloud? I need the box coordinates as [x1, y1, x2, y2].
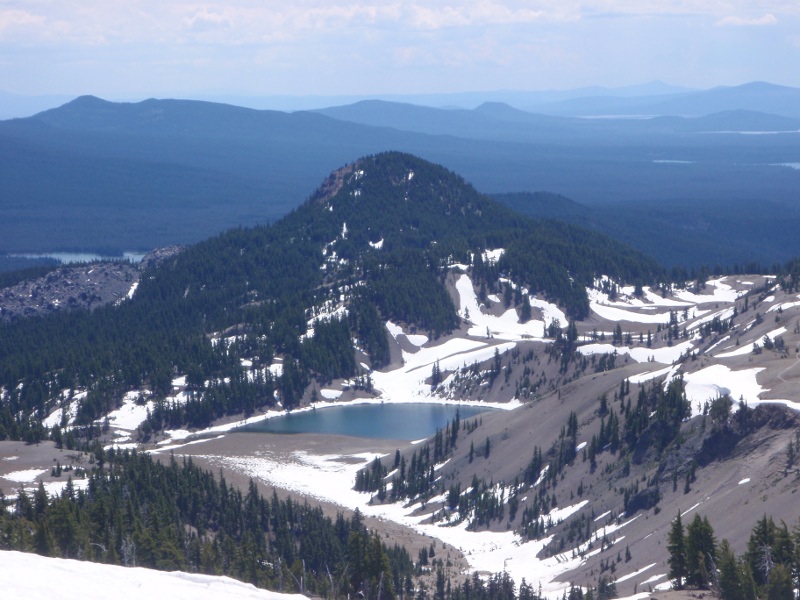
[0, 8, 45, 35]
[406, 3, 553, 30]
[184, 8, 233, 32]
[715, 13, 778, 27]
[2, 1, 800, 96]
[2, 2, 795, 46]
[0, 2, 567, 45]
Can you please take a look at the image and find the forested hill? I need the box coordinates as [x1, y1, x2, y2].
[0, 152, 662, 443]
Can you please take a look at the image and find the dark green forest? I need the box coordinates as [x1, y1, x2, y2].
[0, 449, 411, 600]
[492, 192, 800, 270]
[0, 256, 59, 277]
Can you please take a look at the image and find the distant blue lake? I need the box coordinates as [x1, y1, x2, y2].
[9, 251, 146, 264]
[237, 403, 496, 440]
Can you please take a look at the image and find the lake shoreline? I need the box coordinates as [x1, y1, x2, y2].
[149, 393, 519, 452]
[236, 402, 496, 438]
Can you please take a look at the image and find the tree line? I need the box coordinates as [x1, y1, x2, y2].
[668, 512, 800, 600]
[0, 449, 410, 600]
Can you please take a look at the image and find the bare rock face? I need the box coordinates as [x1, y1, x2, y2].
[0, 246, 184, 322]
[140, 245, 185, 269]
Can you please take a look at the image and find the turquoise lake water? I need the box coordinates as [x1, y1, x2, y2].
[236, 403, 495, 440]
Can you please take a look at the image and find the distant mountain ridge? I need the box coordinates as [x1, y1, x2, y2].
[316, 96, 800, 136]
[531, 81, 800, 118]
[34, 94, 360, 139]
[0, 81, 695, 118]
[1, 91, 799, 267]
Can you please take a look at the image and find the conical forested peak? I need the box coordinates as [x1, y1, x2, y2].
[295, 151, 524, 255]
[310, 151, 485, 213]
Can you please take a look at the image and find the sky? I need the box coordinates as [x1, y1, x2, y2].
[1, 1, 799, 99]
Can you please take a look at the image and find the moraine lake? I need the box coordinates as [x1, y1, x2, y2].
[236, 403, 497, 440]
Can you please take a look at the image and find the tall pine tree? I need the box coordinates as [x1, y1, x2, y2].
[668, 512, 688, 589]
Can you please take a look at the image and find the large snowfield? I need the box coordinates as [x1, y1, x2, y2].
[0, 551, 309, 600]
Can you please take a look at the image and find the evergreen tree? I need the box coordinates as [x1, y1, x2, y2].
[747, 515, 776, 587]
[668, 513, 688, 589]
[764, 564, 793, 600]
[685, 514, 716, 588]
[718, 540, 747, 600]
[519, 295, 532, 323]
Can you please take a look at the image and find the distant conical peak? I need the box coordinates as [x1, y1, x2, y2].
[312, 152, 414, 207]
[72, 94, 106, 103]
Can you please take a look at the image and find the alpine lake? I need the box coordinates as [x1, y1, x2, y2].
[236, 403, 497, 440]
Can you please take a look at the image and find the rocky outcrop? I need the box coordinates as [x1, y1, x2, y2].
[0, 246, 184, 322]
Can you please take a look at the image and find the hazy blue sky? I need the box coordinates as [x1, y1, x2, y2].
[1, 1, 798, 97]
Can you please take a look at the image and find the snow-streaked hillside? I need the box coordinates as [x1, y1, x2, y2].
[0, 551, 309, 600]
[4, 270, 800, 597]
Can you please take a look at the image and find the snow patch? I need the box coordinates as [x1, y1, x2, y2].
[2, 469, 47, 483]
[674, 277, 744, 304]
[1, 550, 309, 600]
[405, 334, 428, 347]
[767, 294, 800, 313]
[269, 359, 284, 378]
[715, 327, 786, 358]
[683, 365, 766, 414]
[104, 391, 155, 431]
[578, 340, 693, 364]
[42, 477, 90, 497]
[643, 288, 693, 307]
[483, 248, 505, 264]
[590, 302, 671, 324]
[42, 390, 86, 429]
[386, 321, 429, 347]
[456, 274, 548, 340]
[386, 321, 404, 338]
[615, 563, 656, 583]
[628, 366, 674, 384]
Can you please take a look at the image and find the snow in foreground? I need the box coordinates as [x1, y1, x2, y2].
[0, 550, 308, 600]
